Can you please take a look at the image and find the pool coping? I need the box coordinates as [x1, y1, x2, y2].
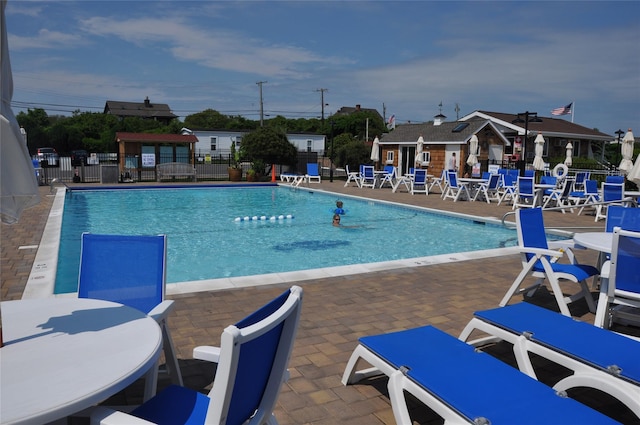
[23, 184, 574, 299]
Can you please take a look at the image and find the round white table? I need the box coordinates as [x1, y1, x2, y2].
[0, 298, 162, 424]
[573, 232, 613, 254]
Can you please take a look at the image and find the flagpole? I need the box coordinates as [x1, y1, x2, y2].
[571, 101, 574, 123]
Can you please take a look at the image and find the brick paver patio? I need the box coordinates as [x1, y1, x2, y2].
[2, 180, 638, 424]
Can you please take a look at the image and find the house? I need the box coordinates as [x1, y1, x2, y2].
[104, 97, 178, 124]
[379, 115, 510, 177]
[185, 128, 326, 160]
[459, 110, 612, 164]
[335, 104, 384, 123]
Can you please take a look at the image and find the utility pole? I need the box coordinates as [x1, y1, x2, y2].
[455, 103, 460, 120]
[256, 81, 267, 127]
[316, 88, 328, 127]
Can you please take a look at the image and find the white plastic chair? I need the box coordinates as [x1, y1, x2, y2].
[442, 172, 469, 202]
[344, 165, 361, 188]
[472, 173, 500, 203]
[594, 228, 640, 329]
[410, 169, 428, 195]
[91, 286, 304, 425]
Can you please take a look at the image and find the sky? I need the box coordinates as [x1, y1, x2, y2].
[4, 1, 640, 137]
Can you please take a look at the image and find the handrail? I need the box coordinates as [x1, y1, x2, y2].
[50, 178, 72, 195]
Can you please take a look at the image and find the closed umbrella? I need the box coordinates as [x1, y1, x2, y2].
[619, 128, 635, 173]
[370, 136, 380, 166]
[415, 135, 424, 165]
[532, 132, 546, 171]
[466, 134, 479, 166]
[564, 142, 573, 167]
[625, 129, 640, 185]
[1, 2, 40, 224]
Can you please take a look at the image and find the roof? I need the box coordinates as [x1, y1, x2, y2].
[380, 119, 510, 146]
[115, 132, 197, 144]
[335, 105, 383, 121]
[104, 98, 177, 120]
[460, 110, 612, 141]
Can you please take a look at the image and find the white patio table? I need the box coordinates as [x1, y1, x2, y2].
[573, 232, 612, 254]
[0, 298, 162, 424]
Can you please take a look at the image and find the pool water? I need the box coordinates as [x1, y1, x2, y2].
[54, 186, 519, 293]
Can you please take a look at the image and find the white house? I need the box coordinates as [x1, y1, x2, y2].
[183, 128, 326, 158]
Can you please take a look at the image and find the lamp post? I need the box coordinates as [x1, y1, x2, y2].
[615, 129, 625, 169]
[512, 111, 542, 175]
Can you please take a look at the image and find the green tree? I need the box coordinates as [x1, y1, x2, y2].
[333, 133, 370, 169]
[184, 109, 230, 129]
[241, 127, 297, 166]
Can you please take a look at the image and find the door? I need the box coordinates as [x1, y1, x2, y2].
[400, 146, 416, 176]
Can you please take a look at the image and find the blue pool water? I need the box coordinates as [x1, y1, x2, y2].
[54, 186, 519, 293]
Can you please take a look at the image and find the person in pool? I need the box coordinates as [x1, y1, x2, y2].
[335, 200, 345, 215]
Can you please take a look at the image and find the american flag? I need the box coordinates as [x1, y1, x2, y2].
[551, 103, 572, 116]
[386, 114, 396, 130]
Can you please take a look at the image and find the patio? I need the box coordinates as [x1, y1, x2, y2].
[2, 181, 639, 424]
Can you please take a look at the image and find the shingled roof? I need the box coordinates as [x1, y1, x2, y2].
[104, 97, 177, 121]
[381, 119, 509, 145]
[461, 110, 612, 141]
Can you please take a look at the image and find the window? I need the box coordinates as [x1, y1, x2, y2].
[210, 137, 217, 151]
[386, 151, 394, 164]
[452, 122, 469, 132]
[307, 140, 312, 152]
[419, 151, 431, 164]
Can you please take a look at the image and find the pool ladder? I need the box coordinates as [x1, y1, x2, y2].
[50, 178, 72, 195]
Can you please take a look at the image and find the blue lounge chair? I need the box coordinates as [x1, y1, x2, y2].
[500, 208, 598, 316]
[360, 165, 375, 189]
[472, 173, 500, 203]
[78, 233, 183, 398]
[91, 286, 303, 425]
[343, 325, 618, 424]
[305, 163, 321, 184]
[459, 302, 640, 419]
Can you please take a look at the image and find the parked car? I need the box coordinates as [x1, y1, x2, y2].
[36, 147, 59, 167]
[71, 149, 89, 166]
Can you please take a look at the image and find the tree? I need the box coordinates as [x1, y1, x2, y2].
[241, 127, 297, 167]
[334, 133, 371, 169]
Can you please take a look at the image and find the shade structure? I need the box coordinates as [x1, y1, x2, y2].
[619, 128, 635, 173]
[1, 1, 40, 224]
[466, 134, 478, 166]
[370, 136, 380, 163]
[564, 142, 573, 167]
[532, 132, 546, 171]
[415, 135, 424, 165]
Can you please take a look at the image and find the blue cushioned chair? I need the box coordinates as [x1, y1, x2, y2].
[305, 163, 321, 184]
[78, 233, 183, 398]
[512, 176, 537, 209]
[500, 208, 598, 316]
[91, 286, 303, 425]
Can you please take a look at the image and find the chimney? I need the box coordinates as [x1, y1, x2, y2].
[144, 97, 151, 107]
[355, 104, 361, 111]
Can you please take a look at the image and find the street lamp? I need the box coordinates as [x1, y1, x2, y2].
[615, 129, 625, 169]
[329, 121, 335, 182]
[512, 111, 542, 175]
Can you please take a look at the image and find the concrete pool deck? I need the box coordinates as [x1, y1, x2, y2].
[2, 180, 639, 424]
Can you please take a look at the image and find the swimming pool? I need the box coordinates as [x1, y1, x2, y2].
[54, 185, 520, 294]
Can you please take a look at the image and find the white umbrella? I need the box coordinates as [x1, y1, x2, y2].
[370, 136, 380, 164]
[532, 132, 546, 171]
[564, 142, 573, 167]
[466, 134, 478, 166]
[1, 2, 40, 224]
[415, 135, 424, 165]
[619, 128, 635, 173]
[626, 129, 640, 185]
